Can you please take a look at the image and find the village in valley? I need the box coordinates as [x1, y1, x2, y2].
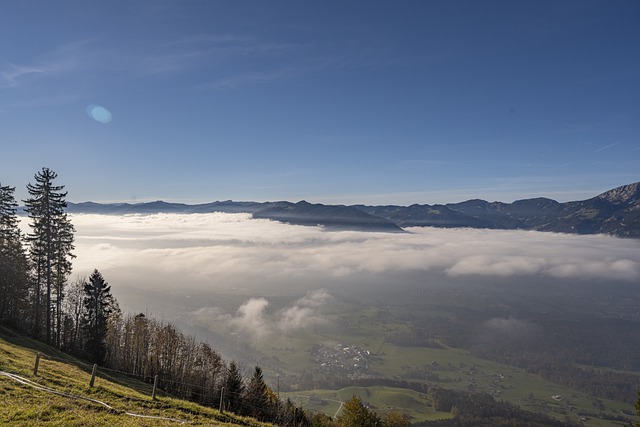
[311, 343, 372, 379]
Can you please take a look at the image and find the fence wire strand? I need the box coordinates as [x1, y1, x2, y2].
[33, 352, 298, 417]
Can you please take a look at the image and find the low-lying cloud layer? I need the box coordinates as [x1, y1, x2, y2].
[230, 297, 271, 340]
[197, 289, 334, 340]
[60, 213, 640, 292]
[278, 289, 331, 332]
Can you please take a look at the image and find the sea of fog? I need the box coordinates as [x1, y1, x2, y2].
[18, 212, 640, 335]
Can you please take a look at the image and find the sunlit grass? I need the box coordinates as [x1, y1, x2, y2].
[0, 326, 270, 427]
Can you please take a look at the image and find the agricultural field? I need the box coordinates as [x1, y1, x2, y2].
[175, 277, 640, 426]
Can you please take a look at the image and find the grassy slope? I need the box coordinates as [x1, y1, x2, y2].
[0, 326, 270, 427]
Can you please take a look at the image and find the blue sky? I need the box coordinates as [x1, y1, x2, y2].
[1, 0, 638, 205]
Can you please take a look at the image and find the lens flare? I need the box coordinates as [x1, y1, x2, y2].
[86, 104, 112, 123]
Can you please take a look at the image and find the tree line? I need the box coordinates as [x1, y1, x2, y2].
[0, 168, 310, 426]
[1, 168, 74, 345]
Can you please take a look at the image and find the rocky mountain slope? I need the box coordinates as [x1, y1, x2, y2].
[356, 182, 640, 237]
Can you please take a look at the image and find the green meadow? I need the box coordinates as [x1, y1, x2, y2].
[0, 326, 269, 427]
[202, 292, 639, 427]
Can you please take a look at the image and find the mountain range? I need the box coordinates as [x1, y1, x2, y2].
[63, 181, 640, 238]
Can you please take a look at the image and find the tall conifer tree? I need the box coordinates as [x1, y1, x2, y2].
[24, 167, 74, 344]
[244, 366, 273, 420]
[82, 269, 114, 364]
[223, 361, 245, 414]
[0, 183, 29, 326]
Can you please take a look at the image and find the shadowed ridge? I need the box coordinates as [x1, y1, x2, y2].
[253, 200, 405, 232]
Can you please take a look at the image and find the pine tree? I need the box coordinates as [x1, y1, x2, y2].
[24, 167, 74, 344]
[244, 366, 273, 420]
[82, 269, 114, 364]
[223, 361, 245, 414]
[0, 183, 29, 326]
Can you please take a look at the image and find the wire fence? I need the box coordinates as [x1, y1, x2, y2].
[1, 370, 243, 426]
[29, 351, 312, 420]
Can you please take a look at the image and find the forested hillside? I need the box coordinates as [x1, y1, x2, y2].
[0, 168, 307, 426]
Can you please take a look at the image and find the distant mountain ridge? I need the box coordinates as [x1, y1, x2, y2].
[65, 200, 279, 215]
[252, 200, 403, 232]
[62, 182, 640, 237]
[357, 182, 640, 237]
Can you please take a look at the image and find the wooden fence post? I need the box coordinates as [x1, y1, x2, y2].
[219, 387, 225, 413]
[33, 352, 40, 376]
[89, 364, 97, 388]
[152, 375, 159, 400]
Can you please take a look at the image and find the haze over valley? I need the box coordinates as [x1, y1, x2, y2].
[15, 186, 640, 423]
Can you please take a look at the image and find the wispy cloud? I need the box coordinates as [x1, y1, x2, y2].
[594, 139, 624, 153]
[1, 39, 99, 87]
[201, 67, 301, 90]
[2, 30, 396, 97]
[0, 39, 100, 111]
[163, 34, 297, 55]
[2, 34, 300, 96]
[196, 35, 398, 90]
[142, 34, 299, 78]
[0, 63, 45, 89]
